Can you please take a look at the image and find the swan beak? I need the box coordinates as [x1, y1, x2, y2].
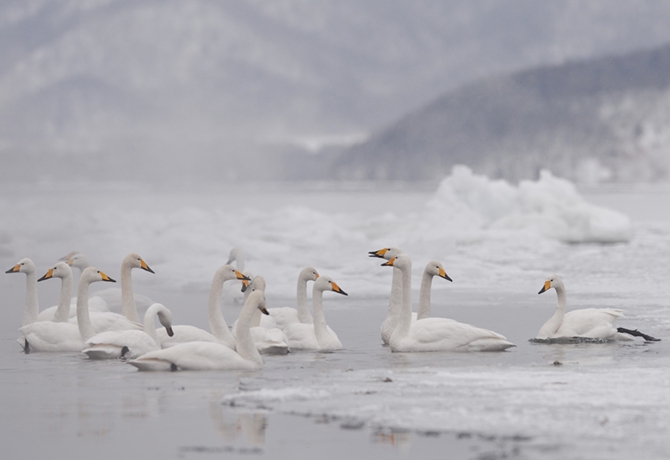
[538, 280, 551, 294]
[381, 257, 396, 267]
[314, 273, 319, 279]
[259, 306, 270, 315]
[38, 268, 54, 282]
[438, 267, 453, 282]
[5, 264, 20, 274]
[66, 258, 74, 266]
[100, 271, 116, 283]
[331, 282, 348, 296]
[165, 326, 174, 337]
[241, 279, 250, 292]
[368, 248, 387, 259]
[235, 270, 250, 281]
[140, 259, 155, 274]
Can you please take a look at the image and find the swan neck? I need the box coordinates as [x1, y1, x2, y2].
[537, 286, 567, 338]
[208, 271, 236, 348]
[76, 280, 96, 341]
[386, 268, 402, 322]
[53, 274, 73, 323]
[251, 308, 261, 328]
[417, 271, 433, 320]
[121, 263, 140, 323]
[311, 288, 330, 343]
[234, 300, 263, 365]
[296, 277, 313, 323]
[22, 272, 39, 327]
[143, 305, 161, 345]
[392, 263, 413, 343]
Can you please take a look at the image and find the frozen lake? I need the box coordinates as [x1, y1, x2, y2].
[2, 170, 670, 459]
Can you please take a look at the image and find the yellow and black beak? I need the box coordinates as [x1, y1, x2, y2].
[100, 271, 117, 283]
[241, 279, 250, 293]
[140, 259, 155, 274]
[38, 268, 55, 282]
[368, 248, 388, 259]
[381, 257, 396, 267]
[165, 326, 174, 337]
[331, 281, 348, 296]
[438, 267, 453, 282]
[66, 258, 74, 266]
[259, 306, 270, 315]
[538, 280, 551, 295]
[5, 264, 20, 274]
[235, 270, 251, 281]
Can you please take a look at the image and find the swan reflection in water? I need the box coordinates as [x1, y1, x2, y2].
[209, 389, 267, 446]
[373, 428, 412, 450]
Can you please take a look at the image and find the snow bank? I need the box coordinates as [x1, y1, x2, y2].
[421, 166, 632, 243]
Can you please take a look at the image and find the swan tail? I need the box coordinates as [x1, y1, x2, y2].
[468, 338, 516, 352]
[617, 327, 661, 342]
[82, 344, 124, 360]
[127, 357, 175, 372]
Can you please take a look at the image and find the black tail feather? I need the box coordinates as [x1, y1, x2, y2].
[617, 327, 661, 342]
[24, 339, 30, 354]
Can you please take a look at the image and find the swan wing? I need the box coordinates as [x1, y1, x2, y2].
[250, 327, 290, 355]
[395, 318, 514, 352]
[555, 308, 624, 339]
[267, 307, 301, 330]
[18, 322, 83, 352]
[283, 323, 319, 350]
[156, 325, 223, 348]
[84, 330, 157, 359]
[128, 342, 258, 371]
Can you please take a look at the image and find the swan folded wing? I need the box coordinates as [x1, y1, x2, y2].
[555, 308, 624, 338]
[37, 297, 110, 321]
[70, 312, 143, 333]
[283, 323, 320, 350]
[128, 342, 259, 371]
[406, 318, 512, 351]
[267, 307, 302, 330]
[18, 322, 84, 352]
[84, 330, 158, 359]
[156, 325, 221, 348]
[250, 327, 290, 355]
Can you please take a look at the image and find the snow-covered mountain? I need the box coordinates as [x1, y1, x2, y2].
[334, 43, 670, 183]
[4, 1, 670, 182]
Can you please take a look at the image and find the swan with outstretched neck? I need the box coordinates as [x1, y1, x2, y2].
[156, 264, 250, 349]
[83, 303, 175, 359]
[18, 267, 117, 353]
[384, 254, 515, 352]
[417, 260, 453, 320]
[536, 275, 660, 341]
[283, 275, 348, 351]
[128, 290, 269, 371]
[369, 247, 405, 344]
[6, 258, 40, 328]
[266, 267, 320, 330]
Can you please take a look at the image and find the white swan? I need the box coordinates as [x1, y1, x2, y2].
[232, 276, 290, 355]
[384, 254, 515, 352]
[266, 267, 319, 330]
[283, 276, 348, 351]
[6, 258, 40, 327]
[536, 275, 660, 341]
[116, 252, 155, 322]
[83, 303, 174, 359]
[369, 247, 413, 344]
[64, 252, 154, 313]
[417, 260, 453, 320]
[18, 267, 117, 353]
[156, 264, 250, 349]
[128, 290, 269, 371]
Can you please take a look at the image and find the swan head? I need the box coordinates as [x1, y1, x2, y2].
[153, 304, 174, 337]
[5, 258, 36, 275]
[226, 247, 245, 266]
[538, 274, 564, 294]
[381, 253, 411, 271]
[246, 290, 269, 315]
[217, 264, 251, 282]
[426, 261, 453, 282]
[315, 275, 348, 296]
[66, 253, 90, 271]
[59, 250, 82, 262]
[368, 247, 403, 260]
[240, 270, 253, 292]
[80, 266, 117, 285]
[249, 275, 266, 293]
[300, 266, 320, 282]
[38, 262, 73, 282]
[123, 253, 155, 274]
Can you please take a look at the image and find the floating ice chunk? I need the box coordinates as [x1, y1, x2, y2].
[422, 166, 632, 243]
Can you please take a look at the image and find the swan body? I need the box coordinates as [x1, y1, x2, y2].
[232, 276, 290, 355]
[536, 275, 633, 340]
[283, 276, 347, 351]
[83, 303, 174, 359]
[156, 265, 249, 349]
[37, 296, 109, 321]
[369, 247, 408, 344]
[384, 254, 515, 352]
[128, 291, 268, 371]
[18, 267, 117, 353]
[267, 267, 319, 330]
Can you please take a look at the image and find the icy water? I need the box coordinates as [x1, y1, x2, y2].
[2, 171, 670, 459]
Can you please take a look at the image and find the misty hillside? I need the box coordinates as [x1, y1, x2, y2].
[4, 1, 670, 182]
[334, 43, 670, 183]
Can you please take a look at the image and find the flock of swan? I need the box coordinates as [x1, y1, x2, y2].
[6, 246, 660, 371]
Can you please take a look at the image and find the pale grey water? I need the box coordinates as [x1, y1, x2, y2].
[2, 183, 670, 459]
